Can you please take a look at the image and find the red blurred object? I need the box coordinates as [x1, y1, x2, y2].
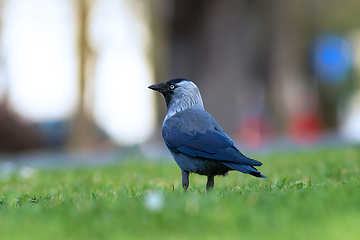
[235, 114, 274, 149]
[287, 110, 323, 145]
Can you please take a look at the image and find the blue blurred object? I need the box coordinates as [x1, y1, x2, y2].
[35, 121, 69, 148]
[312, 33, 353, 83]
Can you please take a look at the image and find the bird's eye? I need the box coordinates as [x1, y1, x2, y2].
[169, 84, 175, 90]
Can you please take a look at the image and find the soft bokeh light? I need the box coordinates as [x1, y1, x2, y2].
[18, 166, 36, 180]
[144, 192, 164, 212]
[312, 34, 353, 83]
[0, 0, 156, 146]
[0, 65, 6, 101]
[89, 0, 155, 145]
[1, 0, 78, 121]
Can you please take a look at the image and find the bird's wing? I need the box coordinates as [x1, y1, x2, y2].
[162, 110, 262, 166]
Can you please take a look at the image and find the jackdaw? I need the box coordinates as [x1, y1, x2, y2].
[149, 78, 266, 191]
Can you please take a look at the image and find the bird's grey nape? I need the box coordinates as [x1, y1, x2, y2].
[165, 81, 204, 120]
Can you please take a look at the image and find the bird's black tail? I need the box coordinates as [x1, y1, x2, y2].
[222, 162, 266, 178]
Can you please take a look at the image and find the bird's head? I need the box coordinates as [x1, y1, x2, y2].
[148, 78, 204, 118]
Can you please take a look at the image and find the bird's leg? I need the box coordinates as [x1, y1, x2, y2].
[182, 170, 189, 191]
[206, 176, 214, 192]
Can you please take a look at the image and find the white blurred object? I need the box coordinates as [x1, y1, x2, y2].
[18, 166, 36, 180]
[88, 0, 155, 145]
[341, 32, 360, 143]
[0, 65, 6, 101]
[144, 192, 164, 212]
[339, 92, 360, 143]
[1, 0, 78, 121]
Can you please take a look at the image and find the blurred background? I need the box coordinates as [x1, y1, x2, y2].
[0, 0, 359, 163]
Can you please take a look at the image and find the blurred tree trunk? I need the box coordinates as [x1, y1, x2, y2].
[67, 0, 102, 151]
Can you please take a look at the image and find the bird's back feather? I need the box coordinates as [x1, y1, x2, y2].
[162, 108, 263, 167]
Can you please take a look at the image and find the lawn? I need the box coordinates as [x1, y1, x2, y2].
[1, 147, 360, 240]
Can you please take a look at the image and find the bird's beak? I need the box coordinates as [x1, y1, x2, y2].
[148, 82, 167, 92]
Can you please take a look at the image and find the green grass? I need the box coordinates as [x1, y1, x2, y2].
[1, 147, 360, 240]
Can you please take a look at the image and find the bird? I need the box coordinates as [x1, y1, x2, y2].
[148, 78, 266, 191]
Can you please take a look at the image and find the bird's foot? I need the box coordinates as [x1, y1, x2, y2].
[182, 170, 189, 191]
[206, 176, 214, 192]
